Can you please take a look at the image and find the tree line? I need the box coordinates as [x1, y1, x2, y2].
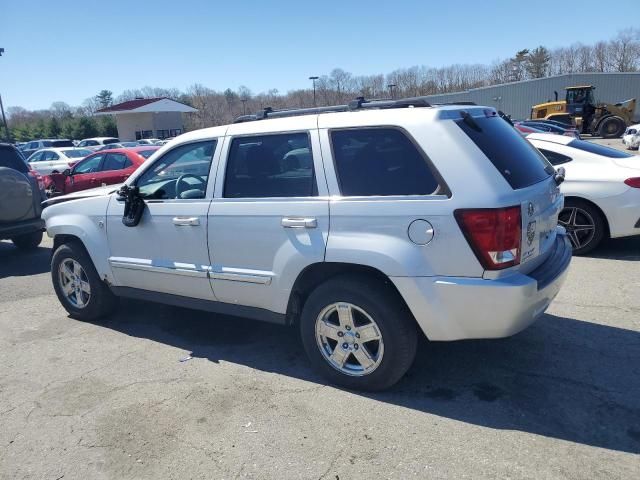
[5, 28, 640, 140]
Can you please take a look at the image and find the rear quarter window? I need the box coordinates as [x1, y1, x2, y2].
[330, 128, 440, 196]
[455, 114, 554, 189]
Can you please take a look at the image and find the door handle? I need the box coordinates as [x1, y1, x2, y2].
[172, 216, 200, 226]
[281, 217, 317, 228]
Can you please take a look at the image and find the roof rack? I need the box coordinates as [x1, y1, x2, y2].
[233, 96, 434, 123]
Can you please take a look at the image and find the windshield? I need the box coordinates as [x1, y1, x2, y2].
[455, 113, 554, 189]
[567, 140, 633, 158]
[64, 149, 93, 158]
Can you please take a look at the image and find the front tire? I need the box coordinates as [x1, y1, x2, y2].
[51, 242, 117, 321]
[599, 117, 625, 139]
[12, 231, 43, 250]
[300, 274, 417, 391]
[558, 199, 606, 255]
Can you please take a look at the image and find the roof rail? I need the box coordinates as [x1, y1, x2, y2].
[233, 96, 433, 123]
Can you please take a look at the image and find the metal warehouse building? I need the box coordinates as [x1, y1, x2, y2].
[424, 73, 640, 121]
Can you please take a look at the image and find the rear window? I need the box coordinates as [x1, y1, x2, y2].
[455, 114, 554, 189]
[567, 139, 633, 158]
[51, 140, 74, 147]
[0, 146, 29, 173]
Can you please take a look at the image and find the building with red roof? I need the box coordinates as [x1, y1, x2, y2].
[96, 97, 197, 141]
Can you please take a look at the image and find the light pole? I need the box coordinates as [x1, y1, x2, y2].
[387, 83, 397, 100]
[309, 76, 319, 107]
[0, 47, 10, 142]
[241, 98, 248, 115]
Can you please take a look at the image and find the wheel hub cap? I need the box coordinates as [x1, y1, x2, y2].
[558, 207, 596, 250]
[58, 259, 91, 308]
[315, 302, 384, 376]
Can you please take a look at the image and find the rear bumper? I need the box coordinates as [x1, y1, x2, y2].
[0, 218, 45, 240]
[391, 232, 572, 341]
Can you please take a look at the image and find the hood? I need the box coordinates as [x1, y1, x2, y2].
[43, 183, 123, 207]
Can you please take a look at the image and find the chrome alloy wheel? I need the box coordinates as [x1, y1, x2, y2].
[315, 302, 384, 376]
[558, 206, 596, 250]
[58, 258, 91, 308]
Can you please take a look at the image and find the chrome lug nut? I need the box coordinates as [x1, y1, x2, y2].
[342, 342, 349, 349]
[337, 331, 344, 337]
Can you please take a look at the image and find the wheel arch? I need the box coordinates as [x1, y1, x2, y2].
[285, 262, 416, 327]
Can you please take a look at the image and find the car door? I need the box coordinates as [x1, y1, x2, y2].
[66, 154, 104, 193]
[208, 125, 329, 315]
[91, 152, 130, 187]
[105, 139, 221, 300]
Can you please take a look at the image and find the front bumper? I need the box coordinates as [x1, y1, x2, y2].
[391, 233, 572, 341]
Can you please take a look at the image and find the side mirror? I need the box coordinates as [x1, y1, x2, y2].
[62, 168, 71, 176]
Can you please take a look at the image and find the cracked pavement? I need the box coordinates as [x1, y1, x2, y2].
[1, 235, 639, 479]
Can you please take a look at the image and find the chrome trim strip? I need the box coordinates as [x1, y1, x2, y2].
[109, 259, 209, 278]
[209, 271, 272, 284]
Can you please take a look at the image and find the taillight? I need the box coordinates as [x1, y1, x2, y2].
[455, 206, 522, 270]
[27, 167, 45, 190]
[624, 177, 640, 188]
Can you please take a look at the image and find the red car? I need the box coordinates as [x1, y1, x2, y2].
[45, 147, 158, 196]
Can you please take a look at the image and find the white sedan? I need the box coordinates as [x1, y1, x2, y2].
[27, 148, 94, 175]
[527, 133, 640, 254]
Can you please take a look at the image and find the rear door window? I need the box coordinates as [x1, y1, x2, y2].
[101, 153, 130, 171]
[455, 113, 554, 189]
[0, 146, 29, 173]
[224, 133, 316, 198]
[330, 128, 439, 196]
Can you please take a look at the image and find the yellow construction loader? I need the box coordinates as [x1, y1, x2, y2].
[530, 85, 636, 138]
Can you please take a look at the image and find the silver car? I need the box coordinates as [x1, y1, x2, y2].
[43, 99, 571, 390]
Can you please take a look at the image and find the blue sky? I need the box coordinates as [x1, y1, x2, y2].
[1, 0, 637, 110]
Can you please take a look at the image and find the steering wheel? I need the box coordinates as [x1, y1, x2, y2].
[176, 173, 206, 198]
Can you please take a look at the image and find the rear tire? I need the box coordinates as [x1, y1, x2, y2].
[598, 117, 625, 139]
[558, 199, 606, 255]
[51, 241, 117, 321]
[12, 231, 43, 250]
[300, 274, 418, 391]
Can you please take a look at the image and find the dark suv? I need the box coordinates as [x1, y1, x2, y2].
[0, 144, 45, 250]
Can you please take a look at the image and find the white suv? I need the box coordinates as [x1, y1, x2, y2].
[43, 99, 571, 390]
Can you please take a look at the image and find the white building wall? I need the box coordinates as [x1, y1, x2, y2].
[114, 112, 185, 141]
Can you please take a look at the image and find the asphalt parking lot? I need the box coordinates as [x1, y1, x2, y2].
[1, 231, 639, 479]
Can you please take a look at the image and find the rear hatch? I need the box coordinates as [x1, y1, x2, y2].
[454, 109, 563, 274]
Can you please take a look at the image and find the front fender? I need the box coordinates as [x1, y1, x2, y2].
[43, 196, 113, 281]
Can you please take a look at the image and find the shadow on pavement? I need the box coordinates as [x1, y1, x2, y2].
[0, 240, 52, 279]
[589, 236, 640, 261]
[92, 301, 640, 454]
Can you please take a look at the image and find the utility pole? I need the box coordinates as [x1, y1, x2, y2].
[387, 83, 397, 100]
[309, 76, 319, 107]
[241, 98, 248, 115]
[0, 47, 9, 142]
